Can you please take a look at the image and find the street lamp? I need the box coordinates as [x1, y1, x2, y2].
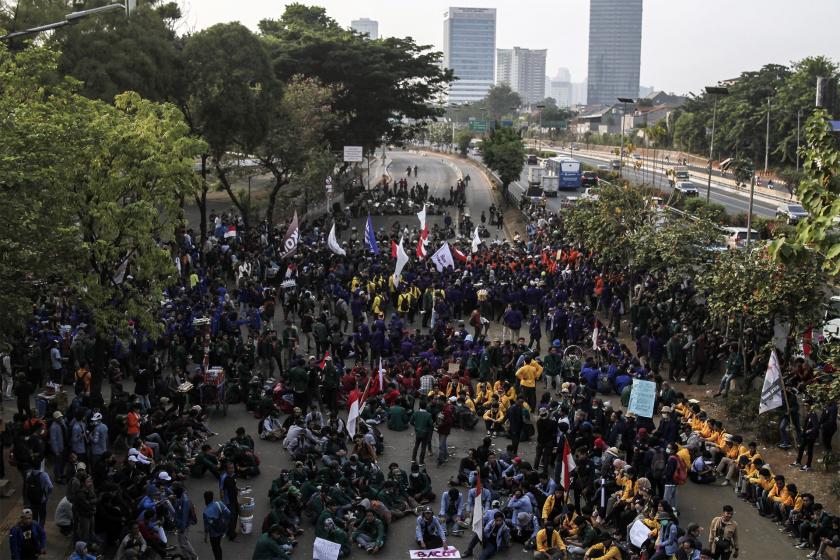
[1, 1, 134, 40]
[796, 108, 803, 172]
[764, 97, 772, 173]
[704, 86, 729, 202]
[617, 97, 635, 179]
[535, 104, 546, 153]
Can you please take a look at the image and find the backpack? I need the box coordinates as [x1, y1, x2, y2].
[25, 471, 43, 506]
[211, 502, 230, 533]
[672, 456, 688, 485]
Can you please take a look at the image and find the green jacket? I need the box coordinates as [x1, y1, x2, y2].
[287, 366, 309, 393]
[251, 533, 290, 560]
[542, 352, 563, 376]
[315, 509, 336, 539]
[410, 409, 434, 438]
[352, 517, 385, 548]
[324, 527, 351, 555]
[387, 405, 409, 431]
[322, 363, 340, 389]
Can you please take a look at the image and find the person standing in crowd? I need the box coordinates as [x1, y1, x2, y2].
[410, 401, 434, 466]
[792, 400, 820, 472]
[172, 484, 199, 560]
[708, 505, 739, 560]
[9, 508, 46, 560]
[203, 490, 230, 560]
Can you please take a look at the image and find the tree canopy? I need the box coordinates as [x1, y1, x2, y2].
[481, 126, 524, 193]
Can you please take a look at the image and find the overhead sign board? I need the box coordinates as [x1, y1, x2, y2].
[468, 121, 487, 132]
[343, 146, 364, 162]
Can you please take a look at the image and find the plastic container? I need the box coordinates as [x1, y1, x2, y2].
[239, 496, 255, 516]
[240, 514, 254, 534]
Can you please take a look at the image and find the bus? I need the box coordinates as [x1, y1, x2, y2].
[545, 157, 582, 189]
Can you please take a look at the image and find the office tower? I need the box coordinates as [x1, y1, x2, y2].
[443, 7, 497, 104]
[549, 67, 573, 107]
[351, 18, 379, 39]
[496, 47, 547, 105]
[586, 0, 643, 105]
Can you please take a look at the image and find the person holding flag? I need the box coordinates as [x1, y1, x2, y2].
[416, 204, 429, 259]
[365, 213, 380, 255]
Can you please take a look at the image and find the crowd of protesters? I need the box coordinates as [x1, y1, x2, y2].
[0, 172, 838, 560]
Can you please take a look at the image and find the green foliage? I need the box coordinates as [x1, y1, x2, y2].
[771, 109, 840, 274]
[484, 83, 521, 121]
[776, 168, 804, 196]
[0, 43, 203, 341]
[481, 126, 524, 190]
[259, 4, 452, 150]
[701, 247, 824, 332]
[732, 158, 755, 186]
[455, 129, 473, 157]
[626, 214, 723, 278]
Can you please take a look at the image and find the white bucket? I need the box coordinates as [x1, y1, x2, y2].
[240, 514, 254, 534]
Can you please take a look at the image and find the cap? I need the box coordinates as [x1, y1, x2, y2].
[52, 411, 63, 420]
[688, 399, 700, 405]
[607, 447, 620, 456]
[660, 406, 672, 413]
[128, 456, 139, 463]
[77, 462, 87, 471]
[91, 413, 103, 422]
[159, 397, 171, 405]
[513, 456, 522, 464]
[158, 471, 172, 481]
[491, 500, 501, 507]
[293, 407, 302, 413]
[449, 396, 457, 402]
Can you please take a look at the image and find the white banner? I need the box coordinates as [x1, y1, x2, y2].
[393, 236, 409, 287]
[314, 537, 341, 560]
[431, 242, 455, 272]
[759, 349, 784, 414]
[328, 223, 346, 256]
[409, 548, 461, 559]
[343, 145, 364, 162]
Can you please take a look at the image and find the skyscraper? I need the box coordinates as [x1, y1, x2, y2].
[496, 47, 547, 105]
[351, 18, 379, 39]
[586, 0, 643, 105]
[443, 7, 497, 104]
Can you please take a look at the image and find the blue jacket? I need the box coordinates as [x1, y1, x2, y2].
[203, 501, 230, 539]
[10, 522, 46, 559]
[173, 493, 193, 530]
[439, 492, 464, 518]
[49, 420, 66, 455]
[90, 423, 108, 456]
[482, 519, 511, 549]
[415, 515, 446, 542]
[70, 421, 87, 454]
[507, 495, 533, 519]
[658, 521, 679, 555]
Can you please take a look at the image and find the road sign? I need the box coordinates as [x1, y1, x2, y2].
[325, 176, 333, 193]
[343, 146, 364, 162]
[501, 119, 513, 127]
[468, 120, 487, 132]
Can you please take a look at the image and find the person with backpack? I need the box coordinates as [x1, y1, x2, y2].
[173, 484, 199, 560]
[203, 490, 231, 560]
[23, 466, 53, 528]
[663, 444, 686, 515]
[708, 505, 739, 560]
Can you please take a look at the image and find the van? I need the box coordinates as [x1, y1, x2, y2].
[722, 227, 760, 249]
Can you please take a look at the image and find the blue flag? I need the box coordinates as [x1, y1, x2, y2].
[365, 214, 380, 254]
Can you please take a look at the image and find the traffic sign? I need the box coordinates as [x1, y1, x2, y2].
[343, 146, 364, 162]
[325, 176, 333, 193]
[501, 119, 513, 127]
[468, 120, 487, 132]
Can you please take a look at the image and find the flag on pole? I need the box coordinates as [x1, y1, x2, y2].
[328, 222, 346, 256]
[319, 351, 331, 370]
[759, 349, 785, 414]
[416, 205, 429, 259]
[365, 214, 380, 255]
[378, 358, 385, 394]
[560, 437, 576, 491]
[347, 376, 372, 439]
[471, 226, 482, 253]
[452, 245, 468, 263]
[471, 470, 484, 542]
[430, 242, 455, 272]
[279, 211, 300, 259]
[592, 320, 600, 351]
[393, 237, 409, 288]
[224, 225, 237, 239]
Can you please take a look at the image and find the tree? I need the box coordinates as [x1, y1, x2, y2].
[732, 158, 755, 186]
[0, 44, 203, 341]
[259, 4, 452, 154]
[484, 83, 521, 121]
[626, 214, 723, 278]
[182, 22, 276, 231]
[771, 109, 840, 274]
[481, 126, 524, 198]
[455, 129, 473, 157]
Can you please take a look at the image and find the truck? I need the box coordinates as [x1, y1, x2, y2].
[528, 166, 546, 186]
[541, 175, 560, 197]
[666, 165, 690, 186]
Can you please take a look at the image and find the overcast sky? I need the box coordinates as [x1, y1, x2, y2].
[179, 0, 840, 95]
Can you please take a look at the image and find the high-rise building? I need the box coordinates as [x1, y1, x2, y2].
[351, 18, 379, 40]
[549, 80, 572, 108]
[443, 7, 497, 104]
[496, 47, 547, 105]
[586, 0, 643, 105]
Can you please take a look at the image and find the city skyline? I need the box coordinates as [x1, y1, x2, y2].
[179, 0, 840, 96]
[586, 0, 642, 105]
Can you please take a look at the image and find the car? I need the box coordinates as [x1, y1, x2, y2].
[597, 164, 610, 171]
[610, 159, 622, 170]
[775, 203, 809, 224]
[526, 154, 539, 165]
[674, 181, 699, 197]
[632, 153, 641, 160]
[581, 171, 599, 187]
[722, 226, 760, 249]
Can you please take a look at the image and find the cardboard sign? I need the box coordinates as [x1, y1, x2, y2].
[627, 378, 657, 418]
[409, 548, 461, 559]
[313, 537, 341, 560]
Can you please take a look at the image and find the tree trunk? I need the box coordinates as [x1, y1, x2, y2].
[214, 162, 247, 225]
[194, 154, 209, 245]
[264, 169, 289, 229]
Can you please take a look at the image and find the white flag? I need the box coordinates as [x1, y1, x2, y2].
[327, 222, 346, 256]
[347, 396, 361, 439]
[759, 349, 784, 414]
[430, 242, 455, 272]
[393, 236, 409, 288]
[416, 205, 427, 229]
[471, 226, 482, 253]
[592, 321, 600, 351]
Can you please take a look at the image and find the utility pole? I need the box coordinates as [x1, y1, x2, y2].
[704, 86, 729, 202]
[617, 97, 635, 179]
[796, 109, 802, 172]
[764, 97, 771, 173]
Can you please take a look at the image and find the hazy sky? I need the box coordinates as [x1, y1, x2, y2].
[179, 0, 840, 95]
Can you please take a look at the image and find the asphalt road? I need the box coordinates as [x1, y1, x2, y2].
[514, 148, 779, 218]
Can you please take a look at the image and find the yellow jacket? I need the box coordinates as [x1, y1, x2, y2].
[515, 362, 544, 388]
[536, 528, 565, 552]
[586, 542, 623, 560]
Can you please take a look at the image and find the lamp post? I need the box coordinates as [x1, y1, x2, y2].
[704, 86, 729, 202]
[536, 104, 546, 153]
[617, 97, 635, 179]
[764, 97, 772, 173]
[1, 1, 134, 40]
[796, 109, 802, 171]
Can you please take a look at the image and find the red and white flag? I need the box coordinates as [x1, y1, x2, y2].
[560, 438, 576, 491]
[471, 470, 484, 542]
[592, 320, 600, 351]
[319, 351, 331, 370]
[416, 205, 429, 259]
[378, 358, 386, 394]
[347, 376, 372, 439]
[391, 240, 398, 259]
[452, 245, 468, 263]
[224, 225, 237, 239]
